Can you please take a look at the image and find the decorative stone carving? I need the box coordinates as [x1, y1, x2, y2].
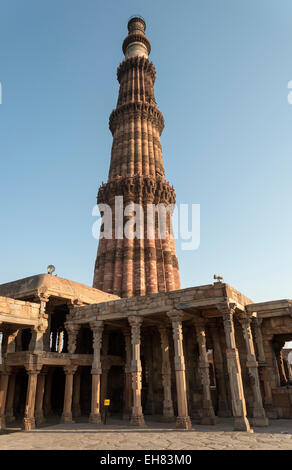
[167, 310, 191, 430]
[65, 323, 80, 355]
[158, 326, 175, 421]
[128, 315, 145, 425]
[216, 302, 252, 433]
[193, 316, 217, 425]
[237, 312, 269, 427]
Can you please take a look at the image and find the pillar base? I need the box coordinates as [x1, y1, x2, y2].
[61, 414, 74, 424]
[200, 416, 218, 425]
[23, 417, 35, 431]
[176, 416, 192, 430]
[89, 413, 102, 424]
[130, 414, 145, 426]
[251, 416, 269, 427]
[233, 416, 253, 433]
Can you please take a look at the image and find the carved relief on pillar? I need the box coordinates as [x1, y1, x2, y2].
[29, 322, 48, 353]
[122, 327, 132, 419]
[128, 315, 145, 425]
[167, 309, 191, 430]
[273, 339, 288, 386]
[193, 316, 217, 425]
[158, 326, 175, 421]
[90, 321, 104, 374]
[216, 302, 252, 432]
[209, 319, 231, 418]
[167, 310, 185, 372]
[0, 366, 12, 431]
[23, 365, 42, 430]
[237, 311, 269, 426]
[65, 323, 80, 355]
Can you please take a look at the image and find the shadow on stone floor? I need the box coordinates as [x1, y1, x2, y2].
[3, 417, 292, 436]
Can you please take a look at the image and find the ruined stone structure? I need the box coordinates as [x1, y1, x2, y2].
[93, 16, 180, 297]
[0, 18, 292, 435]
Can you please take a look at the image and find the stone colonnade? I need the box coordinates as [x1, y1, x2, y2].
[0, 303, 269, 432]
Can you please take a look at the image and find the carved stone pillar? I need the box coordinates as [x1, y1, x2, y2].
[65, 324, 80, 354]
[89, 321, 103, 424]
[24, 366, 41, 430]
[61, 366, 77, 423]
[158, 326, 175, 421]
[238, 313, 268, 426]
[72, 371, 81, 418]
[217, 303, 252, 432]
[122, 327, 132, 420]
[1, 329, 18, 355]
[252, 317, 273, 406]
[193, 317, 217, 425]
[273, 340, 288, 386]
[0, 369, 10, 431]
[35, 371, 46, 425]
[209, 320, 231, 417]
[128, 315, 145, 425]
[5, 371, 16, 423]
[29, 316, 48, 353]
[167, 310, 191, 430]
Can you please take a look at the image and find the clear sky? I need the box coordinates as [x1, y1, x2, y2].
[0, 0, 292, 303]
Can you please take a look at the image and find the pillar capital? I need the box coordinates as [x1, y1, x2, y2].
[63, 365, 78, 376]
[90, 320, 104, 332]
[65, 323, 80, 354]
[24, 365, 42, 375]
[128, 315, 143, 327]
[167, 309, 184, 322]
[65, 322, 80, 333]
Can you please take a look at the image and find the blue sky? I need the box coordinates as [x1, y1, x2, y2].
[0, 0, 292, 303]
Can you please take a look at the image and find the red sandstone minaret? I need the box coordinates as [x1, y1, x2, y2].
[93, 17, 180, 297]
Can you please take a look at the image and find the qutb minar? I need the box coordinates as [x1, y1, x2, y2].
[93, 16, 180, 297]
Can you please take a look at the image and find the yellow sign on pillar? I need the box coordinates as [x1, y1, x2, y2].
[104, 399, 110, 406]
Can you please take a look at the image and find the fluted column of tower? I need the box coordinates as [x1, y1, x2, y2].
[93, 17, 181, 297]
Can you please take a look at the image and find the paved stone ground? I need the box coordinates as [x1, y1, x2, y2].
[1, 417, 292, 450]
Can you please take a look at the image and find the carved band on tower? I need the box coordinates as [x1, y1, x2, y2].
[93, 17, 180, 297]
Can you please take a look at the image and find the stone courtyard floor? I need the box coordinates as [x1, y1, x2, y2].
[0, 417, 292, 450]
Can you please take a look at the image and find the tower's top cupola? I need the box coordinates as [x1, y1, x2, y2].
[122, 16, 151, 59]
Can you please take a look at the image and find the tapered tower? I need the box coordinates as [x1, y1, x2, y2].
[93, 17, 180, 297]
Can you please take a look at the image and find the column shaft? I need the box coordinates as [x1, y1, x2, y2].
[128, 315, 145, 425]
[239, 314, 268, 426]
[218, 303, 252, 432]
[24, 370, 39, 430]
[193, 318, 217, 425]
[158, 327, 175, 421]
[167, 310, 191, 430]
[0, 372, 9, 431]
